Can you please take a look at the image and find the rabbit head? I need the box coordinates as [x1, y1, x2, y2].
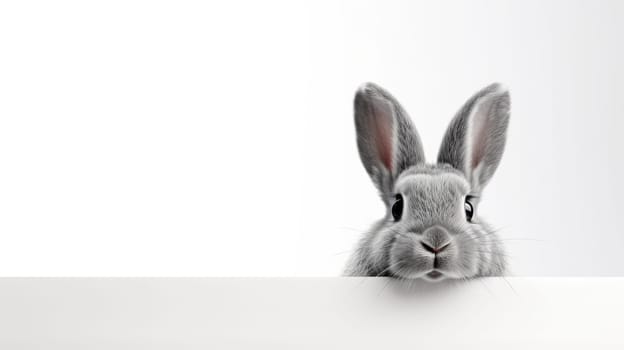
[345, 82, 510, 281]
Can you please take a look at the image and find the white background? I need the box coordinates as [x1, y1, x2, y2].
[0, 0, 622, 276]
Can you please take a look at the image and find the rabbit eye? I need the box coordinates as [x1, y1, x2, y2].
[464, 198, 474, 222]
[392, 194, 403, 221]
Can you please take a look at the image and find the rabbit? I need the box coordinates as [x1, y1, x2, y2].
[344, 82, 510, 281]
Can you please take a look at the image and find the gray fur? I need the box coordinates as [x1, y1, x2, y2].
[345, 83, 510, 281]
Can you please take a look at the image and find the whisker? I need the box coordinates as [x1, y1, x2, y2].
[377, 270, 401, 296]
[472, 250, 512, 256]
[375, 260, 404, 277]
[332, 250, 352, 256]
[336, 226, 366, 232]
[497, 238, 546, 242]
[501, 275, 519, 296]
[459, 230, 502, 243]
[474, 275, 494, 297]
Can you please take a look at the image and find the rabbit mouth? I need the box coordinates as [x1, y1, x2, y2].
[390, 267, 450, 281]
[424, 270, 444, 280]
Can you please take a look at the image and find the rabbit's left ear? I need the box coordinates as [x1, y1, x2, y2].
[354, 83, 425, 204]
[437, 83, 511, 193]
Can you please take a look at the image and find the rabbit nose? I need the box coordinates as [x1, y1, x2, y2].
[421, 226, 451, 254]
[420, 241, 450, 254]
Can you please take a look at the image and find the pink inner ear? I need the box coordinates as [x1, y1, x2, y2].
[471, 108, 489, 169]
[372, 100, 394, 172]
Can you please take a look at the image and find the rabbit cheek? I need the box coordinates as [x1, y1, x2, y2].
[452, 234, 481, 278]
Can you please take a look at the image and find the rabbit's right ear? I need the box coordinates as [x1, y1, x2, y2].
[437, 83, 511, 194]
[354, 83, 425, 204]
